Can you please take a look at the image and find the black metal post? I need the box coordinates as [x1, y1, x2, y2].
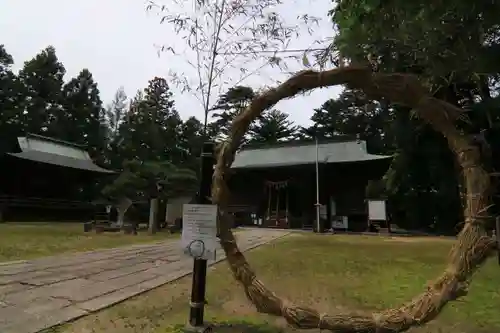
[188, 142, 215, 328]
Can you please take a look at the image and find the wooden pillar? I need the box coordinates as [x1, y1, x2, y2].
[326, 195, 332, 231]
[156, 198, 167, 229]
[318, 163, 326, 233]
[285, 183, 289, 227]
[275, 186, 280, 227]
[148, 198, 158, 234]
[267, 183, 271, 222]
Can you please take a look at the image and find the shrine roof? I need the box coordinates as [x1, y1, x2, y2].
[231, 138, 393, 169]
[4, 133, 115, 174]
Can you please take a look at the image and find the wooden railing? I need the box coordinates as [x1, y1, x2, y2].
[0, 195, 95, 209]
[0, 195, 109, 222]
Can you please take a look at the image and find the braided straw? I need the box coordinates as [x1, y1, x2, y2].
[211, 65, 497, 332]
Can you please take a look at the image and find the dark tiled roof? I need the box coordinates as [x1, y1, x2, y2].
[231, 140, 392, 169]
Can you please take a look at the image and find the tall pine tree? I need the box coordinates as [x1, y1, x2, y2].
[0, 45, 21, 136]
[306, 89, 394, 153]
[17, 46, 65, 136]
[115, 77, 182, 164]
[248, 109, 298, 144]
[209, 86, 256, 142]
[142, 77, 182, 163]
[178, 116, 204, 170]
[60, 69, 107, 162]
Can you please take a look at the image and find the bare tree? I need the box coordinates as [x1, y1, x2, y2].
[146, 0, 322, 133]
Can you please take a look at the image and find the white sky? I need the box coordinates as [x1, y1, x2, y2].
[0, 0, 342, 126]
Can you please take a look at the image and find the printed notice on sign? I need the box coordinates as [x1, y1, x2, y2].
[181, 204, 218, 260]
[368, 200, 387, 221]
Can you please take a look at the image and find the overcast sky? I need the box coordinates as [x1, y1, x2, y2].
[0, 0, 342, 126]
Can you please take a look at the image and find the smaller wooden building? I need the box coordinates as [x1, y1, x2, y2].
[0, 133, 115, 221]
[227, 138, 392, 231]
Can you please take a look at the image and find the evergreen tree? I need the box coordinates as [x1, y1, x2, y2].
[179, 116, 204, 169]
[101, 160, 198, 226]
[17, 46, 65, 136]
[306, 89, 394, 153]
[0, 45, 22, 135]
[209, 85, 256, 142]
[248, 109, 298, 144]
[114, 90, 146, 163]
[0, 45, 13, 67]
[60, 69, 107, 161]
[114, 77, 182, 164]
[142, 77, 183, 163]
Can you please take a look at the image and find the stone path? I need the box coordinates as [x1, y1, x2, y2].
[0, 229, 289, 333]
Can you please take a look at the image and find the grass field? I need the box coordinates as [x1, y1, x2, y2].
[0, 223, 176, 262]
[48, 233, 500, 333]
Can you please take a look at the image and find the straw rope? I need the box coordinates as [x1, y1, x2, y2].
[211, 65, 497, 332]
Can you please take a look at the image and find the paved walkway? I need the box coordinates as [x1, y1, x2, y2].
[0, 229, 289, 333]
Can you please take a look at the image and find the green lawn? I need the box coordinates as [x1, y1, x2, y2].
[0, 222, 176, 262]
[50, 233, 500, 333]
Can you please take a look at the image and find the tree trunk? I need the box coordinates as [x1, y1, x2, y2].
[116, 197, 132, 227]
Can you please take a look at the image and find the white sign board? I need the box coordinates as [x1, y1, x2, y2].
[181, 204, 218, 260]
[332, 216, 348, 229]
[368, 200, 387, 221]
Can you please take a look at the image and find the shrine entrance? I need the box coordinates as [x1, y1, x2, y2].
[265, 180, 290, 228]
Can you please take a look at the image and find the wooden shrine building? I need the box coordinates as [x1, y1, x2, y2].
[0, 133, 115, 222]
[227, 138, 393, 231]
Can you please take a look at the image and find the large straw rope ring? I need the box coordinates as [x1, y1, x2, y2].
[211, 65, 497, 332]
